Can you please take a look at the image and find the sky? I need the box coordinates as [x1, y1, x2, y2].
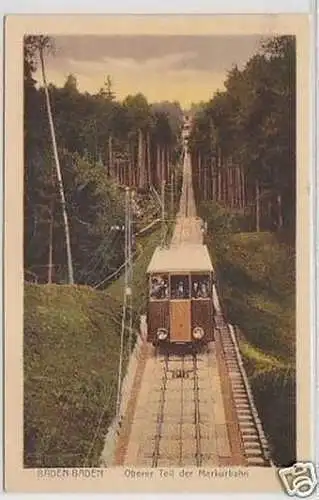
[35, 35, 266, 108]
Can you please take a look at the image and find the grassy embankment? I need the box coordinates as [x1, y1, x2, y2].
[24, 227, 162, 468]
[201, 202, 296, 467]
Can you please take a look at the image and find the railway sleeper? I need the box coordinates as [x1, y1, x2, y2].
[231, 381, 245, 387]
[233, 391, 247, 398]
[240, 425, 259, 434]
[243, 441, 263, 450]
[246, 457, 267, 466]
[233, 389, 248, 395]
[237, 408, 254, 416]
[238, 417, 255, 425]
[227, 366, 241, 372]
[235, 405, 251, 412]
[229, 373, 243, 380]
[227, 369, 241, 375]
[231, 378, 245, 384]
[242, 426, 262, 436]
[232, 385, 246, 392]
[243, 435, 261, 444]
[234, 395, 249, 401]
[245, 448, 264, 458]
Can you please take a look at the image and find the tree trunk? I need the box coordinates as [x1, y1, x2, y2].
[137, 128, 144, 188]
[277, 193, 283, 229]
[39, 45, 74, 285]
[129, 141, 135, 186]
[117, 160, 121, 184]
[223, 167, 227, 204]
[227, 164, 231, 207]
[236, 165, 243, 208]
[161, 147, 166, 184]
[210, 158, 214, 201]
[108, 135, 113, 177]
[232, 166, 236, 208]
[156, 145, 161, 186]
[268, 198, 272, 230]
[241, 167, 246, 208]
[147, 132, 151, 187]
[170, 171, 174, 216]
[203, 158, 207, 201]
[256, 179, 260, 232]
[217, 150, 222, 202]
[212, 156, 217, 201]
[198, 153, 202, 196]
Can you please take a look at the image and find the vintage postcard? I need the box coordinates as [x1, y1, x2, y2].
[4, 13, 314, 495]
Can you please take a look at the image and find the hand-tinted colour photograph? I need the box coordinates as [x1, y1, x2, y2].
[23, 32, 296, 471]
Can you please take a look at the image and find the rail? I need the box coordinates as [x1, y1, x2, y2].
[228, 323, 272, 465]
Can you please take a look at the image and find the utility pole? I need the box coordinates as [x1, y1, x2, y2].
[116, 187, 130, 417]
[127, 189, 133, 355]
[170, 170, 174, 217]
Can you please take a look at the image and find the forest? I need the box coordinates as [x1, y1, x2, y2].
[24, 34, 296, 467]
[24, 35, 295, 288]
[24, 36, 184, 287]
[190, 36, 295, 235]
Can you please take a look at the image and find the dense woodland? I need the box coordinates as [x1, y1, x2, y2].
[24, 35, 295, 286]
[190, 36, 296, 234]
[24, 36, 184, 286]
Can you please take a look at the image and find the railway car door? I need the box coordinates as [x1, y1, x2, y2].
[169, 274, 191, 342]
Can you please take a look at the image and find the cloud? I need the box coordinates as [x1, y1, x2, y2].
[48, 34, 264, 73]
[35, 34, 265, 106]
[64, 50, 197, 73]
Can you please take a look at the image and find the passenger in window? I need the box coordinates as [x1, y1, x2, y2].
[192, 281, 200, 299]
[151, 278, 160, 299]
[176, 281, 185, 298]
[200, 281, 209, 298]
[160, 278, 168, 299]
[151, 276, 164, 299]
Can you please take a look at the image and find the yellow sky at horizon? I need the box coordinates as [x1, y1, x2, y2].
[33, 34, 264, 108]
[36, 66, 227, 108]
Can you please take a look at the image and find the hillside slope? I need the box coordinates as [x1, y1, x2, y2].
[24, 228, 161, 468]
[207, 230, 296, 466]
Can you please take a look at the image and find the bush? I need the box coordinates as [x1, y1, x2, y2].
[240, 341, 295, 467]
[199, 201, 251, 236]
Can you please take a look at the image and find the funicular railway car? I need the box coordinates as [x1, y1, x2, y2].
[146, 244, 215, 346]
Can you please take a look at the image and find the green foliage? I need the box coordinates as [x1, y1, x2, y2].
[240, 340, 296, 466]
[24, 149, 126, 285]
[200, 201, 249, 236]
[24, 39, 183, 284]
[203, 201, 295, 465]
[190, 35, 296, 233]
[24, 284, 122, 467]
[212, 230, 295, 361]
[24, 227, 161, 468]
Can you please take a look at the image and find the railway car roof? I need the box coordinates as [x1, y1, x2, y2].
[147, 244, 213, 273]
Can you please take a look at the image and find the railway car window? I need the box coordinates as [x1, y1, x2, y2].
[170, 275, 190, 299]
[150, 274, 169, 300]
[191, 275, 211, 299]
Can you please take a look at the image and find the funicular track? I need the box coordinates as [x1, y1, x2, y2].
[150, 347, 204, 467]
[113, 142, 272, 468]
